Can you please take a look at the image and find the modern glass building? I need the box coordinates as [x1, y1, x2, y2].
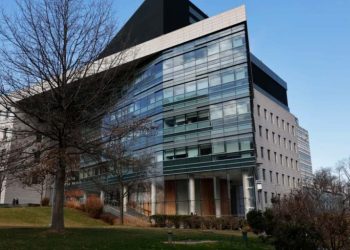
[77, 0, 309, 217]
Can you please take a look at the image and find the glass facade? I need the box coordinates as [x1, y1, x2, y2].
[79, 23, 256, 216]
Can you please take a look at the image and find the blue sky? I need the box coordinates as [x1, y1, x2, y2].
[1, 1, 349, 170]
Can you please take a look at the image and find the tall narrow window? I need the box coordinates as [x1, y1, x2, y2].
[259, 126, 262, 137]
[260, 147, 264, 158]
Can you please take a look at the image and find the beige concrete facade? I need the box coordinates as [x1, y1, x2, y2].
[253, 87, 301, 210]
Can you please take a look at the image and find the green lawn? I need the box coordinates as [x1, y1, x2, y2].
[0, 207, 273, 249]
[0, 227, 273, 250]
[0, 207, 107, 227]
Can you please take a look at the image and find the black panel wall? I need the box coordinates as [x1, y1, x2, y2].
[100, 0, 207, 58]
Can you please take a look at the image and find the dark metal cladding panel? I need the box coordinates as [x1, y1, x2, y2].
[100, 0, 207, 58]
[251, 63, 289, 107]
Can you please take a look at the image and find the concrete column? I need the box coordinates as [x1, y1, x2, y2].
[188, 175, 195, 215]
[213, 176, 221, 218]
[226, 173, 231, 215]
[151, 179, 156, 215]
[100, 191, 105, 205]
[242, 171, 252, 215]
[123, 186, 128, 212]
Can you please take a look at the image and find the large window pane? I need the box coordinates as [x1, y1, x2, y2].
[197, 78, 208, 90]
[235, 68, 246, 80]
[210, 104, 223, 120]
[195, 48, 207, 64]
[174, 84, 184, 96]
[163, 58, 173, 70]
[164, 149, 174, 160]
[188, 146, 199, 158]
[173, 55, 184, 66]
[175, 148, 187, 159]
[199, 144, 212, 155]
[222, 71, 235, 84]
[185, 81, 196, 93]
[233, 36, 244, 48]
[226, 140, 239, 152]
[240, 139, 252, 151]
[220, 39, 233, 51]
[237, 99, 250, 114]
[213, 141, 225, 154]
[164, 87, 173, 98]
[223, 100, 237, 116]
[164, 118, 175, 128]
[184, 51, 195, 63]
[208, 43, 219, 56]
[209, 74, 221, 87]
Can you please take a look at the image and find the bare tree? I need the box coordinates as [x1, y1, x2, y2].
[270, 168, 350, 250]
[90, 117, 156, 225]
[0, 0, 137, 232]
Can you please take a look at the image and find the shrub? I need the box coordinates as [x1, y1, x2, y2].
[150, 215, 167, 227]
[85, 195, 103, 219]
[100, 213, 117, 225]
[247, 210, 265, 234]
[65, 199, 81, 209]
[41, 197, 50, 206]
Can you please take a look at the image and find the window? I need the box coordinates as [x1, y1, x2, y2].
[165, 149, 174, 160]
[233, 35, 244, 47]
[208, 43, 219, 56]
[195, 48, 207, 64]
[288, 176, 290, 187]
[274, 152, 277, 163]
[222, 71, 235, 84]
[276, 173, 279, 184]
[262, 169, 266, 181]
[175, 148, 187, 159]
[289, 140, 292, 150]
[209, 74, 221, 87]
[267, 150, 271, 161]
[220, 39, 233, 51]
[282, 174, 285, 185]
[280, 154, 283, 166]
[293, 177, 295, 188]
[155, 152, 163, 162]
[226, 140, 239, 153]
[174, 84, 184, 96]
[270, 171, 273, 183]
[292, 125, 295, 135]
[260, 147, 264, 158]
[198, 110, 210, 122]
[291, 158, 294, 169]
[278, 135, 281, 146]
[258, 126, 262, 137]
[284, 138, 287, 148]
[286, 156, 288, 167]
[185, 81, 196, 93]
[237, 99, 250, 114]
[264, 192, 268, 204]
[287, 123, 290, 133]
[272, 132, 275, 143]
[164, 118, 175, 128]
[235, 68, 246, 80]
[265, 129, 269, 140]
[270, 113, 273, 123]
[210, 104, 223, 120]
[257, 105, 261, 116]
[282, 120, 285, 130]
[213, 141, 225, 154]
[240, 139, 251, 151]
[223, 100, 236, 116]
[197, 78, 208, 90]
[188, 146, 199, 158]
[276, 116, 279, 127]
[199, 144, 212, 155]
[264, 109, 267, 120]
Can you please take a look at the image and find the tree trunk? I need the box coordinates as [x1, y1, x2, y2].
[51, 162, 66, 232]
[120, 189, 124, 225]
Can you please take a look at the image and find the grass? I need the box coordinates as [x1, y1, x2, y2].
[0, 207, 107, 227]
[0, 227, 273, 250]
[0, 207, 273, 249]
